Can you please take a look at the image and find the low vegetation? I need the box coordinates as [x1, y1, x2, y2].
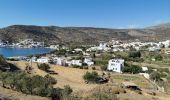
[122, 64, 142, 74]
[37, 63, 50, 72]
[0, 71, 74, 99]
[83, 71, 100, 83]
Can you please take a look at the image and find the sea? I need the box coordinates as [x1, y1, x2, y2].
[0, 47, 52, 57]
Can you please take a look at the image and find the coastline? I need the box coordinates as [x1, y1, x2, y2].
[0, 47, 52, 58]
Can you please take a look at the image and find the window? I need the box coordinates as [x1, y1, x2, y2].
[111, 64, 115, 66]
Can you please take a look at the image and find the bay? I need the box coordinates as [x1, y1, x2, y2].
[0, 47, 52, 57]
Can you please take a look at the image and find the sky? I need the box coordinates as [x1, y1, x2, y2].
[0, 0, 170, 28]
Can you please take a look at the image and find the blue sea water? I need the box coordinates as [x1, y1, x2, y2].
[0, 47, 52, 57]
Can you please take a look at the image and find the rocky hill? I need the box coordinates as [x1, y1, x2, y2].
[0, 23, 170, 45]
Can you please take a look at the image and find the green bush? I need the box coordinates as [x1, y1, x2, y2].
[122, 65, 142, 74]
[154, 54, 163, 61]
[150, 71, 161, 81]
[79, 66, 83, 69]
[63, 85, 73, 95]
[128, 51, 141, 58]
[83, 71, 99, 83]
[0, 55, 7, 65]
[92, 67, 96, 70]
[37, 63, 50, 72]
[100, 64, 107, 71]
[44, 74, 57, 85]
[83, 66, 88, 69]
[72, 65, 81, 68]
[0, 71, 59, 97]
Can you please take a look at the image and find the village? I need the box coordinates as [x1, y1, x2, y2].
[0, 39, 44, 48]
[4, 39, 170, 95]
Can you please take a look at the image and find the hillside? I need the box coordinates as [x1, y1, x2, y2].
[0, 55, 10, 71]
[0, 23, 170, 45]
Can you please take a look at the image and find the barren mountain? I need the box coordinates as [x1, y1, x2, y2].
[0, 23, 170, 45]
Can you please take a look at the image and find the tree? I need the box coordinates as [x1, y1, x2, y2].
[100, 64, 107, 71]
[0, 55, 7, 65]
[37, 63, 50, 72]
[154, 54, 163, 61]
[150, 71, 161, 81]
[83, 71, 99, 83]
[122, 65, 142, 74]
[128, 51, 141, 58]
[63, 85, 73, 95]
[44, 74, 57, 85]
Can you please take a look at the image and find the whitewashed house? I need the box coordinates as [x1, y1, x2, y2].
[37, 57, 49, 63]
[84, 58, 94, 66]
[148, 47, 160, 52]
[107, 59, 125, 73]
[31, 57, 37, 62]
[160, 40, 170, 48]
[74, 48, 83, 52]
[49, 45, 59, 50]
[71, 60, 82, 66]
[53, 57, 66, 66]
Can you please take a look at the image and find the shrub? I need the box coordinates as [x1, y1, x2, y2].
[79, 66, 83, 69]
[154, 54, 163, 61]
[122, 65, 142, 74]
[100, 64, 107, 71]
[37, 63, 50, 72]
[128, 51, 141, 58]
[72, 65, 80, 68]
[150, 71, 161, 81]
[83, 66, 88, 69]
[0, 71, 60, 97]
[92, 67, 96, 70]
[63, 85, 73, 95]
[83, 71, 99, 83]
[0, 55, 7, 65]
[44, 74, 57, 85]
[159, 72, 167, 78]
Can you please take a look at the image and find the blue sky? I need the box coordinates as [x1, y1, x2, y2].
[0, 0, 170, 28]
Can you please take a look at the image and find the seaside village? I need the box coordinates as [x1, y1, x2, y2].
[2, 39, 170, 71]
[0, 39, 44, 48]
[2, 39, 170, 93]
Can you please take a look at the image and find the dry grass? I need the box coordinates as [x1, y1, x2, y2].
[9, 61, 100, 93]
[7, 61, 170, 100]
[110, 74, 155, 89]
[0, 86, 49, 100]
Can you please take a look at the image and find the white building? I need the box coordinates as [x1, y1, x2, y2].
[31, 57, 37, 62]
[107, 59, 125, 73]
[37, 57, 49, 63]
[160, 40, 170, 48]
[53, 57, 66, 66]
[71, 60, 82, 66]
[84, 58, 94, 66]
[50, 45, 59, 50]
[148, 47, 160, 52]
